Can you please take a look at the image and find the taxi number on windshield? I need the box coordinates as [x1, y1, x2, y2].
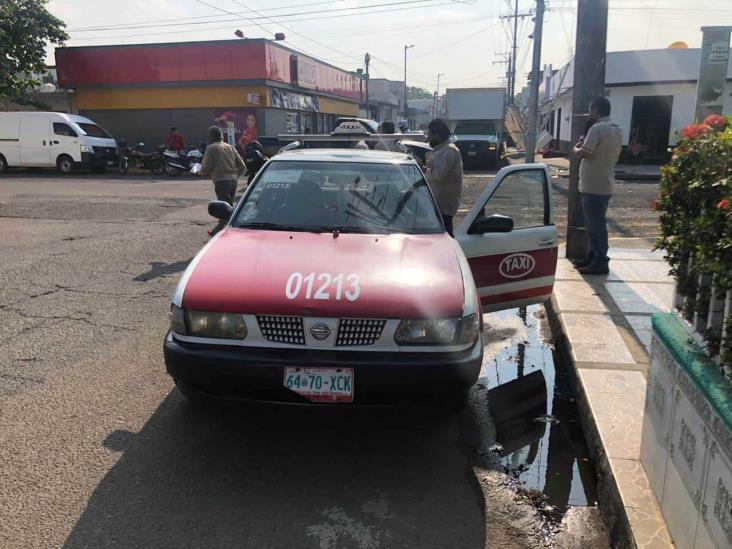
[285, 272, 360, 301]
[284, 367, 354, 403]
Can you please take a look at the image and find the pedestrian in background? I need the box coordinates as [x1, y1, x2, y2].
[424, 118, 462, 237]
[200, 125, 246, 236]
[165, 127, 185, 152]
[573, 97, 623, 275]
[374, 121, 406, 152]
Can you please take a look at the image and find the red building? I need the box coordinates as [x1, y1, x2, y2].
[55, 39, 364, 148]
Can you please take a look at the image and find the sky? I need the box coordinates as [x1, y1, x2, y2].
[47, 0, 732, 92]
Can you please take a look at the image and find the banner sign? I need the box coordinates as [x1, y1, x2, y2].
[270, 89, 320, 112]
[694, 26, 732, 121]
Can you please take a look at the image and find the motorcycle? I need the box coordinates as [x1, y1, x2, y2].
[163, 142, 205, 176]
[118, 141, 165, 175]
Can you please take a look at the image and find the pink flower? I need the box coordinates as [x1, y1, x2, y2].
[717, 199, 731, 210]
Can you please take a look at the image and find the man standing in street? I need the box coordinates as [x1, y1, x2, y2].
[573, 97, 623, 275]
[200, 125, 246, 236]
[165, 127, 185, 152]
[425, 118, 462, 236]
[374, 121, 407, 152]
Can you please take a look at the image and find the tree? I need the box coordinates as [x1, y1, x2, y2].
[0, 0, 68, 105]
[407, 86, 433, 100]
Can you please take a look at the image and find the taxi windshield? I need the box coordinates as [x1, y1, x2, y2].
[234, 160, 443, 234]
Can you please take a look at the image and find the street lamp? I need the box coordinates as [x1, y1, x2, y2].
[403, 44, 414, 121]
[234, 30, 286, 40]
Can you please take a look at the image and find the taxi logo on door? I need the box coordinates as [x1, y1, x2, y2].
[499, 253, 535, 279]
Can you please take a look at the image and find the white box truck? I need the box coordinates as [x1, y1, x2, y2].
[0, 112, 118, 174]
[446, 88, 506, 169]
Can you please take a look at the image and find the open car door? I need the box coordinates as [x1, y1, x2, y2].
[455, 164, 558, 312]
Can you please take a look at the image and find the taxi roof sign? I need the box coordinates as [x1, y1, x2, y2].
[331, 120, 373, 135]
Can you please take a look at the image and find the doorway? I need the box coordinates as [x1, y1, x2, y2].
[628, 95, 673, 163]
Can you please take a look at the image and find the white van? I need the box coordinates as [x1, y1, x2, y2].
[0, 112, 118, 174]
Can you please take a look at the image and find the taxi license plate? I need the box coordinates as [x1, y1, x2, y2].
[467, 151, 477, 156]
[284, 367, 354, 403]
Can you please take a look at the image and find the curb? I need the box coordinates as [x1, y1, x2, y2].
[545, 295, 637, 549]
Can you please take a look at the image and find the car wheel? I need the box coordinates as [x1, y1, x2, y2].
[119, 157, 129, 175]
[0, 154, 7, 173]
[56, 154, 74, 174]
[175, 379, 207, 403]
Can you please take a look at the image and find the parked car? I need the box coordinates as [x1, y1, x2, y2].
[164, 147, 559, 406]
[0, 112, 118, 174]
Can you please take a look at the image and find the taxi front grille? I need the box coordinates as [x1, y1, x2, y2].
[257, 315, 305, 345]
[336, 319, 386, 346]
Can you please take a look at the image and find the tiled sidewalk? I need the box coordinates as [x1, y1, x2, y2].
[550, 248, 676, 548]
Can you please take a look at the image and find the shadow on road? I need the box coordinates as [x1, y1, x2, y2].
[64, 393, 485, 549]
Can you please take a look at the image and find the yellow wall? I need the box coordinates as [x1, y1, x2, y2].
[318, 97, 358, 116]
[74, 86, 269, 110]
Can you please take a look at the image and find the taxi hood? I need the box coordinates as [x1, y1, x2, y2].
[180, 229, 465, 319]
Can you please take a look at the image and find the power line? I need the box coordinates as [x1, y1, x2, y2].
[68, 0, 355, 32]
[69, 0, 442, 33]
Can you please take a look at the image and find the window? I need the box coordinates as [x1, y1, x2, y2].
[77, 123, 111, 138]
[454, 121, 496, 135]
[53, 123, 77, 137]
[234, 161, 443, 234]
[482, 170, 548, 229]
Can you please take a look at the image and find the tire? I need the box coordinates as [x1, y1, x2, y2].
[164, 162, 182, 177]
[56, 154, 74, 174]
[150, 161, 165, 176]
[0, 154, 7, 173]
[119, 157, 129, 175]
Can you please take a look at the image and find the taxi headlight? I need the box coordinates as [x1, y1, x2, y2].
[80, 145, 94, 153]
[395, 314, 479, 346]
[184, 309, 248, 339]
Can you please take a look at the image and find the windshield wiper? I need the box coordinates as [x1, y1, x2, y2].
[236, 222, 314, 232]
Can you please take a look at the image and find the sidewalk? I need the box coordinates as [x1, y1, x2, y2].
[547, 245, 675, 548]
[540, 155, 662, 181]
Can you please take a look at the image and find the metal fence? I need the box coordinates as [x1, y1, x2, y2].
[674, 256, 732, 377]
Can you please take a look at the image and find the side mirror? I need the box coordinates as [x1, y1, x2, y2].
[468, 214, 514, 235]
[208, 200, 233, 221]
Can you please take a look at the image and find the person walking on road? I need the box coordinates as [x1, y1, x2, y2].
[424, 118, 463, 237]
[573, 97, 623, 275]
[200, 125, 246, 236]
[165, 127, 185, 153]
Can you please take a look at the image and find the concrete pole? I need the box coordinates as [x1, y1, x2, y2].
[566, 0, 609, 260]
[510, 0, 519, 103]
[525, 0, 544, 163]
[365, 52, 371, 120]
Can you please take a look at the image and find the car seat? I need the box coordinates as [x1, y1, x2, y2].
[286, 174, 327, 226]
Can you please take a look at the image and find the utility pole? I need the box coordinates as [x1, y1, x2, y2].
[500, 5, 532, 105]
[525, 0, 544, 163]
[364, 52, 371, 119]
[566, 0, 609, 259]
[435, 72, 444, 118]
[403, 44, 414, 120]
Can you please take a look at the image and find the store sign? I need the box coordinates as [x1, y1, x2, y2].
[271, 88, 320, 112]
[297, 57, 319, 89]
[695, 26, 732, 121]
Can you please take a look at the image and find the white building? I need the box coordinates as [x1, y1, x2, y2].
[539, 48, 732, 161]
[364, 78, 404, 124]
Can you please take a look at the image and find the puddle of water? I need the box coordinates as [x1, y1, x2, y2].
[481, 305, 598, 511]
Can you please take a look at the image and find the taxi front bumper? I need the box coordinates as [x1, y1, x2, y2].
[163, 331, 483, 404]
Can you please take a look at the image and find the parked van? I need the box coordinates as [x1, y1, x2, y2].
[0, 112, 118, 174]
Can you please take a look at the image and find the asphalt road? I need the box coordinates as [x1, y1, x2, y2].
[0, 170, 616, 549]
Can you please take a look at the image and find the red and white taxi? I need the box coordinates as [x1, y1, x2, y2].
[164, 148, 557, 404]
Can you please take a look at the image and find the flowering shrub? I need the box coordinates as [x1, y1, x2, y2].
[656, 114, 732, 369]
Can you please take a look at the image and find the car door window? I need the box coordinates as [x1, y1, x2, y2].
[53, 123, 77, 138]
[481, 169, 548, 229]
